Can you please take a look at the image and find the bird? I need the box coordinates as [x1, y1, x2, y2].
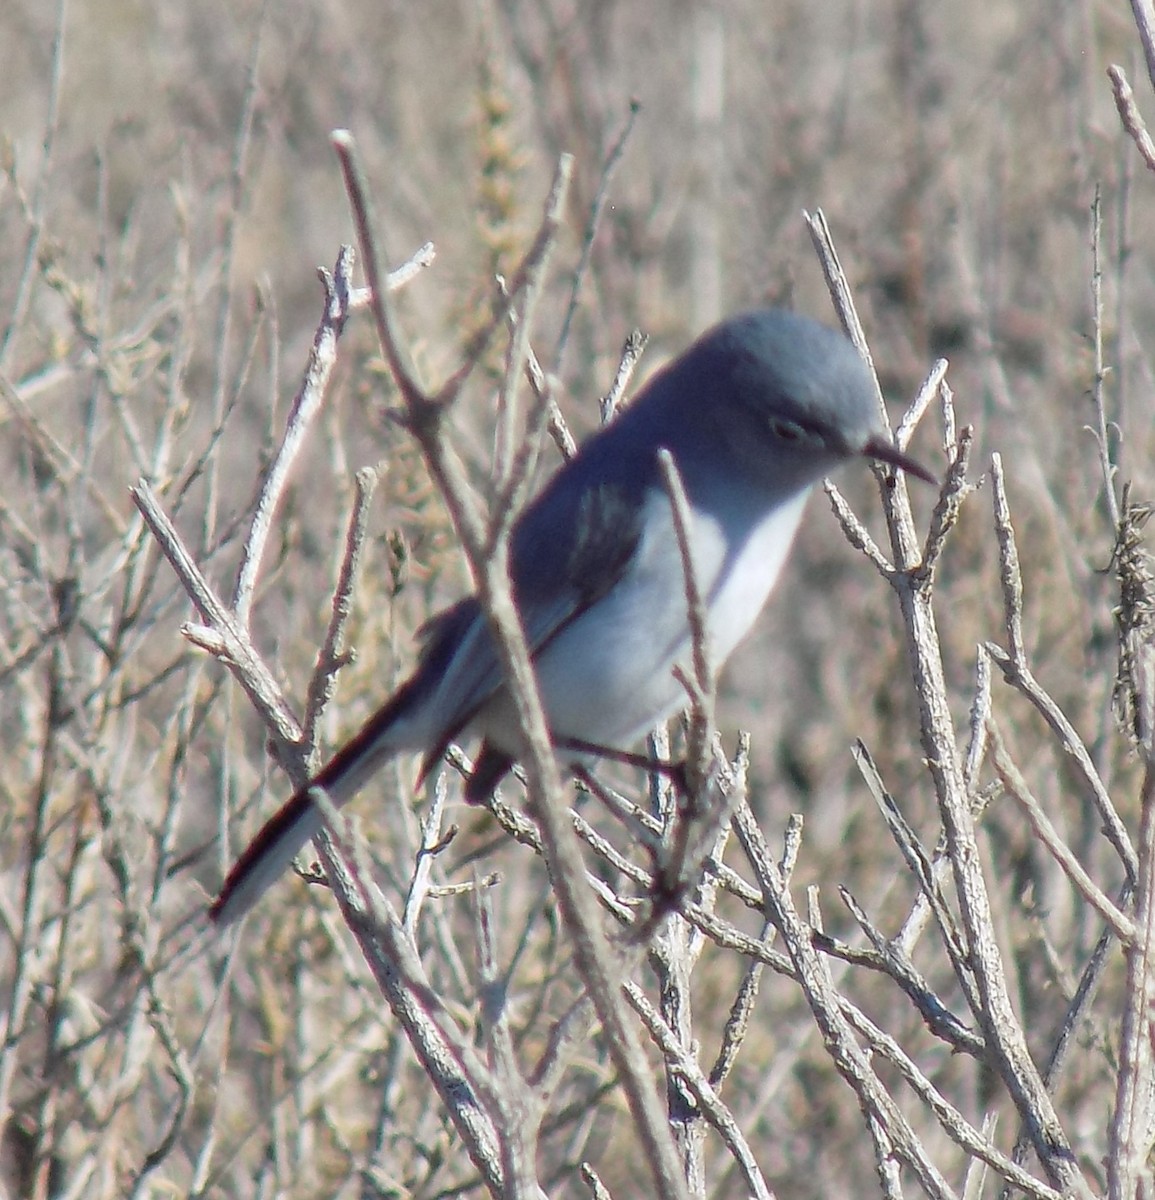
[209, 309, 935, 925]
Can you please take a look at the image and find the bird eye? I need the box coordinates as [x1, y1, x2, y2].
[768, 418, 808, 443]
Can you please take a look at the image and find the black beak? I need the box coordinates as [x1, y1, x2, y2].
[861, 433, 938, 486]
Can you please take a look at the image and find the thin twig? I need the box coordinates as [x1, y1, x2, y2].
[401, 773, 453, 937]
[852, 741, 977, 1011]
[304, 789, 509, 1194]
[988, 720, 1134, 941]
[625, 979, 775, 1200]
[987, 642, 1138, 881]
[231, 248, 355, 622]
[825, 481, 894, 578]
[708, 919, 772, 1089]
[600, 330, 649, 425]
[838, 1000, 1062, 1200]
[1108, 756, 1155, 1199]
[833, 888, 985, 1058]
[1109, 63, 1155, 174]
[302, 464, 380, 748]
[731, 798, 958, 1200]
[130, 481, 306, 766]
[554, 99, 641, 372]
[0, 0, 67, 367]
[1088, 189, 1121, 530]
[476, 884, 540, 1200]
[657, 449, 714, 785]
[963, 645, 993, 795]
[515, 317, 576, 461]
[895, 358, 948, 455]
[920, 427, 973, 578]
[330, 132, 428, 413]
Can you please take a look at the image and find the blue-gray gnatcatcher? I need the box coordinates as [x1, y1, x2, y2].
[210, 309, 934, 925]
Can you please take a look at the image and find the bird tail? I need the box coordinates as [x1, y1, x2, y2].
[208, 683, 422, 927]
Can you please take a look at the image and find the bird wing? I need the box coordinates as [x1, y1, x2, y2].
[411, 452, 653, 763]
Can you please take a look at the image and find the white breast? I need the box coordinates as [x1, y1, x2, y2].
[476, 487, 810, 755]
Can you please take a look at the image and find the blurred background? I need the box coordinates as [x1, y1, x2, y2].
[0, 0, 1148, 1196]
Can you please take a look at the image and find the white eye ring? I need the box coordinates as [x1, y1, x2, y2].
[768, 418, 823, 447]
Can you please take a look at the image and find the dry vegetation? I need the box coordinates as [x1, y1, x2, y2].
[3, 0, 1155, 1197]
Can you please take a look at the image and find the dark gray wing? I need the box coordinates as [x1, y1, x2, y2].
[410, 439, 657, 761]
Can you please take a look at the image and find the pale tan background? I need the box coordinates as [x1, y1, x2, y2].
[0, 0, 1148, 1196]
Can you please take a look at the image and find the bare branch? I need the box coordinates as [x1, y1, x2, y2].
[302, 464, 380, 747]
[1109, 763, 1155, 1197]
[731, 799, 959, 1200]
[657, 448, 714, 787]
[809, 231, 1092, 1190]
[825, 480, 895, 578]
[895, 357, 948, 455]
[1088, 188, 1121, 530]
[333, 134, 690, 1200]
[231, 247, 356, 622]
[130, 481, 306, 766]
[303, 789, 510, 1194]
[624, 981, 775, 1200]
[989, 719, 1134, 941]
[987, 641, 1137, 881]
[554, 99, 641, 372]
[600, 329, 649, 425]
[1109, 63, 1155, 173]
